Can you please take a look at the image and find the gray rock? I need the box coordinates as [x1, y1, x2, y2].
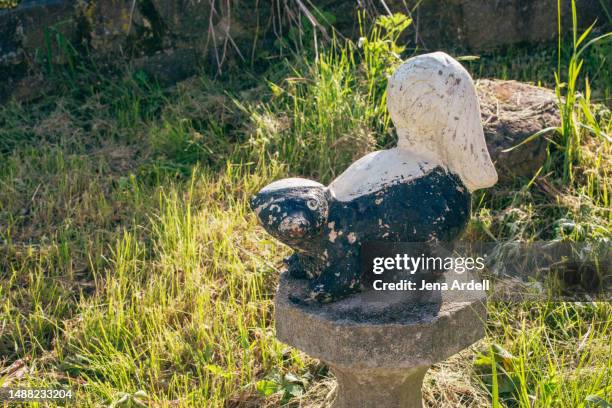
[132, 48, 198, 86]
[477, 79, 560, 181]
[276, 270, 487, 407]
[0, 0, 77, 66]
[0, 0, 77, 100]
[76, 0, 135, 55]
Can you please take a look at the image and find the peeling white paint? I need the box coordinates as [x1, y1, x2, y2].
[253, 198, 274, 216]
[327, 221, 338, 242]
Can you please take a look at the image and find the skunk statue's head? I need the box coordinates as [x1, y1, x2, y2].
[386, 51, 498, 192]
[250, 178, 328, 247]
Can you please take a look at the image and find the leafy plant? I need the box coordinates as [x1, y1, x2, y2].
[108, 390, 148, 407]
[358, 12, 412, 114]
[256, 371, 312, 404]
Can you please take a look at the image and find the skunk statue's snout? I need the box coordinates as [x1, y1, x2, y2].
[278, 212, 310, 238]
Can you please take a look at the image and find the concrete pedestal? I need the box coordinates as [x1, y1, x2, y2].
[275, 271, 487, 408]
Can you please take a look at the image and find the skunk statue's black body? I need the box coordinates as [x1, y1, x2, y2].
[250, 167, 470, 303]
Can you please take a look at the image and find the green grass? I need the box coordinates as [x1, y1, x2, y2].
[0, 8, 611, 408]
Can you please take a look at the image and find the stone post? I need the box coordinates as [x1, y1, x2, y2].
[275, 271, 487, 408]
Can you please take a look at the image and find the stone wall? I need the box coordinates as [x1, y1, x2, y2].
[0, 0, 608, 100]
[368, 0, 607, 51]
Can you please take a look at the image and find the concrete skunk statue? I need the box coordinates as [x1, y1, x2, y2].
[250, 52, 498, 303]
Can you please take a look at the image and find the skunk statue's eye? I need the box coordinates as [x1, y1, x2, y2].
[307, 199, 318, 210]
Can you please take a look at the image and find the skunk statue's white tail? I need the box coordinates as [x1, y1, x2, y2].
[386, 52, 498, 192]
